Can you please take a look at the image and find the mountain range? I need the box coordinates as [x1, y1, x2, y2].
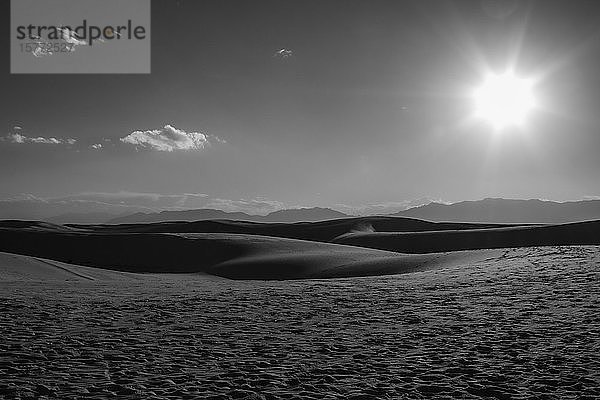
[107, 207, 348, 224]
[109, 198, 600, 224]
[392, 198, 600, 223]
[3, 198, 600, 224]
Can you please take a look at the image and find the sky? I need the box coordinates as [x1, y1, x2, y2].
[2, 0, 600, 216]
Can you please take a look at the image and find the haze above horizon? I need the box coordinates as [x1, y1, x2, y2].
[2, 0, 600, 214]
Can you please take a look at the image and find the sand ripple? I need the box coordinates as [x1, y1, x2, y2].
[1, 246, 599, 399]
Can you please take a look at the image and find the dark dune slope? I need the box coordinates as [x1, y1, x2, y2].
[0, 228, 237, 273]
[68, 216, 508, 242]
[0, 223, 491, 279]
[1, 218, 599, 279]
[333, 220, 600, 253]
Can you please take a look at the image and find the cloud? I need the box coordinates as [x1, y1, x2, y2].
[13, 126, 22, 130]
[63, 192, 283, 214]
[205, 197, 285, 215]
[59, 192, 283, 215]
[0, 193, 153, 220]
[332, 197, 445, 216]
[2, 133, 76, 145]
[62, 191, 210, 209]
[26, 28, 86, 58]
[29, 35, 53, 57]
[0, 192, 449, 219]
[274, 48, 293, 59]
[91, 143, 102, 149]
[120, 125, 216, 152]
[0, 192, 286, 220]
[57, 27, 87, 48]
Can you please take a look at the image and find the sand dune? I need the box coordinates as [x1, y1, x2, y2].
[68, 216, 507, 241]
[0, 223, 500, 280]
[333, 220, 600, 253]
[2, 246, 599, 398]
[195, 234, 500, 280]
[0, 252, 144, 281]
[0, 251, 224, 283]
[1, 217, 599, 280]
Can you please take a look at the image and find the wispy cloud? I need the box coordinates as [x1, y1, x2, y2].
[27, 28, 87, 58]
[67, 192, 283, 214]
[62, 191, 211, 209]
[273, 48, 293, 59]
[57, 27, 87, 48]
[0, 193, 153, 220]
[2, 133, 76, 145]
[0, 192, 285, 220]
[333, 198, 445, 216]
[204, 197, 285, 215]
[120, 124, 219, 152]
[29, 35, 53, 58]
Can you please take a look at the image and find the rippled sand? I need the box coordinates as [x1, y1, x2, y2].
[1, 246, 599, 399]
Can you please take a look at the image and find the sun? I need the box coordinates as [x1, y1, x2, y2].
[473, 72, 535, 129]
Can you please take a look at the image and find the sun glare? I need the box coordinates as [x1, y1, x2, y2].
[474, 72, 535, 130]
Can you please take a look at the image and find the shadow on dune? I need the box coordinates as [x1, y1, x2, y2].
[333, 220, 600, 252]
[0, 217, 599, 280]
[68, 216, 508, 242]
[0, 229, 241, 273]
[0, 226, 479, 280]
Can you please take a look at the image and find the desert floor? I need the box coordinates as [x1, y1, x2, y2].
[1, 246, 599, 399]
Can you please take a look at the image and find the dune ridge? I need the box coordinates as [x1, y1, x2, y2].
[333, 220, 600, 253]
[0, 225, 499, 280]
[1, 217, 599, 280]
[69, 216, 509, 241]
[0, 252, 144, 281]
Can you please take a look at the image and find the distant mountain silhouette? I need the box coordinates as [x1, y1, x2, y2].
[393, 198, 600, 223]
[108, 207, 349, 224]
[260, 207, 348, 222]
[108, 209, 257, 224]
[0, 197, 147, 222]
[47, 212, 124, 224]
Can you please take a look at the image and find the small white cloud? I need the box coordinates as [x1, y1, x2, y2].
[4, 133, 25, 143]
[91, 143, 103, 149]
[2, 133, 76, 145]
[64, 191, 210, 210]
[57, 27, 87, 47]
[205, 197, 285, 215]
[120, 124, 217, 152]
[30, 35, 53, 58]
[29, 136, 62, 144]
[333, 197, 445, 216]
[13, 126, 22, 130]
[274, 48, 293, 59]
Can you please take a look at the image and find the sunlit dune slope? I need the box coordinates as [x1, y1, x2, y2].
[1, 218, 599, 280]
[0, 252, 152, 281]
[0, 222, 498, 280]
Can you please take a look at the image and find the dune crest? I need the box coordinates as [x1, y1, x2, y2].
[1, 217, 599, 280]
[0, 224, 499, 280]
